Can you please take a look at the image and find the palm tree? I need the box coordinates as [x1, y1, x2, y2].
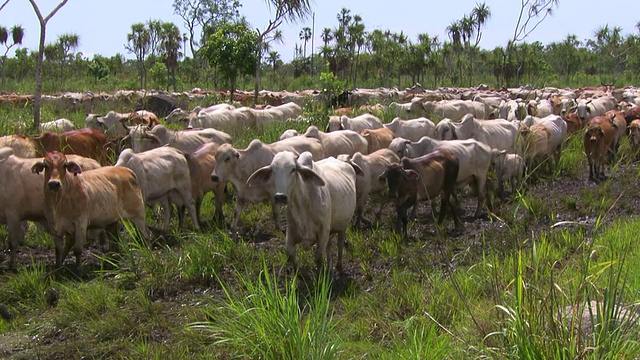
[125, 23, 151, 89]
[160, 22, 183, 91]
[299, 26, 311, 59]
[472, 2, 491, 46]
[268, 50, 280, 86]
[0, 25, 24, 86]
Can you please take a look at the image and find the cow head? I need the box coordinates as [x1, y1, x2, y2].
[247, 151, 324, 205]
[31, 151, 82, 192]
[378, 162, 419, 200]
[211, 144, 240, 183]
[585, 125, 605, 144]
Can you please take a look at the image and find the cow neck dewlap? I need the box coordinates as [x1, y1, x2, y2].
[287, 180, 330, 243]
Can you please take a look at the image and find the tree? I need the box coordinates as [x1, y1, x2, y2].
[497, 0, 558, 86]
[27, 0, 69, 130]
[299, 26, 311, 59]
[0, 24, 24, 86]
[201, 21, 257, 101]
[172, 0, 241, 57]
[267, 50, 280, 86]
[125, 23, 151, 89]
[252, 0, 312, 104]
[159, 22, 183, 90]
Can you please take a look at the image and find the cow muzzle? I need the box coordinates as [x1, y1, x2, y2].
[274, 193, 288, 204]
[211, 174, 220, 182]
[48, 180, 61, 191]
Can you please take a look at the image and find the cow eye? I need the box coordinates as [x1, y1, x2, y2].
[224, 157, 230, 163]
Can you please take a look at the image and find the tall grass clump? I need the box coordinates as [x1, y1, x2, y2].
[0, 260, 51, 315]
[190, 261, 341, 359]
[485, 220, 640, 359]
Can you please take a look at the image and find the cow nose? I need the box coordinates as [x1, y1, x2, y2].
[274, 193, 288, 204]
[211, 174, 219, 182]
[187, 126, 193, 129]
[48, 181, 61, 191]
[590, 137, 597, 143]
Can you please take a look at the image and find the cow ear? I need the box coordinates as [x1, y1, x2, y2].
[31, 161, 47, 174]
[65, 161, 83, 176]
[378, 170, 387, 182]
[403, 169, 420, 180]
[247, 166, 273, 188]
[298, 167, 325, 186]
[350, 162, 364, 176]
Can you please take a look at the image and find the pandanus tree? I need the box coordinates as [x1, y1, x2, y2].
[0, 24, 24, 86]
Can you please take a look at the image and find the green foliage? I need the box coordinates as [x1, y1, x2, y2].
[201, 21, 257, 96]
[149, 61, 168, 90]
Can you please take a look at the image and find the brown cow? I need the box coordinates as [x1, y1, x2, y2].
[583, 117, 616, 181]
[604, 110, 627, 156]
[563, 112, 583, 136]
[124, 110, 160, 128]
[32, 128, 110, 165]
[379, 150, 461, 239]
[359, 127, 395, 154]
[31, 151, 148, 267]
[520, 124, 552, 174]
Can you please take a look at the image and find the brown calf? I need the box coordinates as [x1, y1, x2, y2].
[584, 117, 616, 181]
[379, 150, 461, 239]
[32, 128, 110, 165]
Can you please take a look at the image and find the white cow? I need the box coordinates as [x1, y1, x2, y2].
[210, 137, 325, 237]
[116, 147, 200, 231]
[304, 125, 368, 157]
[574, 96, 617, 125]
[383, 117, 436, 142]
[126, 124, 232, 154]
[388, 136, 492, 218]
[327, 113, 383, 132]
[491, 149, 525, 196]
[337, 149, 400, 227]
[0, 135, 37, 158]
[246, 151, 359, 272]
[436, 114, 519, 153]
[187, 107, 256, 134]
[420, 99, 486, 121]
[85, 111, 129, 138]
[40, 118, 76, 132]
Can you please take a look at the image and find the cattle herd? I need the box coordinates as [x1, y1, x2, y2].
[2, 84, 640, 273]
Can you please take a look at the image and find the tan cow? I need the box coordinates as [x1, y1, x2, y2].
[31, 151, 148, 267]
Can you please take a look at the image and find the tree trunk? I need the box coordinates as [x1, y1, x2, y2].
[33, 22, 47, 131]
[253, 45, 262, 106]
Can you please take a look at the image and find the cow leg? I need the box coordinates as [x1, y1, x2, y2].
[51, 235, 67, 268]
[178, 189, 200, 231]
[270, 199, 283, 234]
[213, 182, 226, 224]
[336, 232, 345, 273]
[231, 200, 245, 239]
[72, 225, 87, 267]
[7, 218, 27, 268]
[474, 175, 488, 219]
[285, 230, 298, 270]
[316, 232, 331, 272]
[159, 197, 172, 231]
[105, 224, 121, 254]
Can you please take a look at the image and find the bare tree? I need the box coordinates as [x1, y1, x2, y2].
[27, 0, 69, 130]
[252, 0, 312, 104]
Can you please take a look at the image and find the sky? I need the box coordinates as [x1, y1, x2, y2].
[0, 0, 638, 63]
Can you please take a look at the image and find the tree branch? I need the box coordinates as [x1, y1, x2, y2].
[44, 0, 69, 23]
[0, 0, 11, 13]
